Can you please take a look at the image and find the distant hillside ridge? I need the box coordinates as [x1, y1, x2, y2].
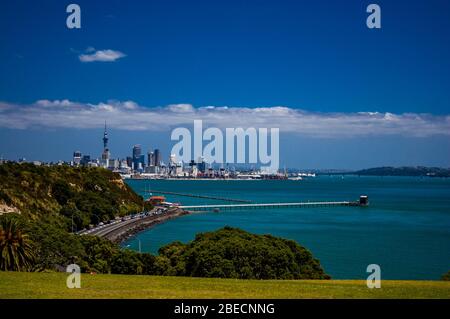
[353, 166, 450, 177]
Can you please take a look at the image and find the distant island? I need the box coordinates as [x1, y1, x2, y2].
[349, 166, 450, 178]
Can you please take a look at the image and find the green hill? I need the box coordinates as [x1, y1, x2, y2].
[0, 163, 147, 229]
[0, 163, 151, 272]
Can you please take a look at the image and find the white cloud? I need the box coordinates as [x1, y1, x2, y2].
[79, 49, 126, 62]
[0, 99, 449, 138]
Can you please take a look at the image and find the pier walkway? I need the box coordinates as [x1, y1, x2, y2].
[180, 200, 362, 211]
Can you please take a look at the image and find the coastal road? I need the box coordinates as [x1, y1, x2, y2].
[78, 209, 188, 242]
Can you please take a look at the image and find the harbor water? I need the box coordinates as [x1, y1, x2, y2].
[123, 176, 450, 280]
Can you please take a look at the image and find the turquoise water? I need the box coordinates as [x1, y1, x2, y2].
[123, 176, 450, 280]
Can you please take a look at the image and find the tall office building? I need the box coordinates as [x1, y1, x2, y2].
[147, 150, 154, 167]
[126, 156, 133, 168]
[132, 144, 141, 159]
[132, 145, 145, 170]
[81, 155, 91, 166]
[197, 157, 206, 173]
[169, 154, 177, 166]
[154, 149, 161, 167]
[73, 151, 82, 165]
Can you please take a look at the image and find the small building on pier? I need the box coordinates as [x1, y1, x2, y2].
[359, 195, 369, 206]
[147, 196, 166, 206]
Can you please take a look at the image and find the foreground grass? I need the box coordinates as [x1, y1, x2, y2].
[0, 272, 449, 299]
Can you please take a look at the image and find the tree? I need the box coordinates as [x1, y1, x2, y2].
[110, 250, 144, 275]
[158, 226, 330, 280]
[0, 217, 35, 271]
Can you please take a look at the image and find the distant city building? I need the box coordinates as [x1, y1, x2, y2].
[132, 145, 145, 171]
[119, 159, 131, 174]
[88, 161, 99, 168]
[139, 154, 145, 168]
[73, 151, 82, 165]
[126, 156, 133, 168]
[169, 154, 177, 166]
[197, 157, 206, 173]
[147, 150, 154, 166]
[132, 144, 141, 159]
[145, 165, 159, 174]
[154, 149, 161, 167]
[81, 155, 91, 166]
[112, 159, 120, 170]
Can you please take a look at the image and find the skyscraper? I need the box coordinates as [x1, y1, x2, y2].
[132, 144, 141, 159]
[81, 155, 91, 166]
[126, 156, 133, 168]
[73, 151, 82, 165]
[169, 154, 177, 166]
[132, 145, 145, 171]
[154, 149, 161, 167]
[147, 150, 154, 167]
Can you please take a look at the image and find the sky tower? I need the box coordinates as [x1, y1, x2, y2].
[103, 121, 108, 150]
[101, 121, 110, 163]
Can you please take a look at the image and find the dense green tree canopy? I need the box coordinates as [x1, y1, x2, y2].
[157, 227, 330, 280]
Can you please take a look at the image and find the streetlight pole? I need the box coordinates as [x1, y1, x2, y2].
[70, 211, 80, 233]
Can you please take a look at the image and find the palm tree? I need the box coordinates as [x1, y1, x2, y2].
[0, 217, 35, 271]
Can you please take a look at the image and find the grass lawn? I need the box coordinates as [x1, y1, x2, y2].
[0, 271, 449, 299]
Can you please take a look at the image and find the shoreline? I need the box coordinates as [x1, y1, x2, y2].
[89, 208, 190, 244]
[124, 177, 290, 181]
[123, 175, 450, 181]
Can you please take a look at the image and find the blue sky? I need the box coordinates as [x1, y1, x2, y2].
[0, 0, 449, 169]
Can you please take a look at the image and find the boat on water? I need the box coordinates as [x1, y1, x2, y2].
[288, 172, 317, 180]
[298, 173, 316, 177]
